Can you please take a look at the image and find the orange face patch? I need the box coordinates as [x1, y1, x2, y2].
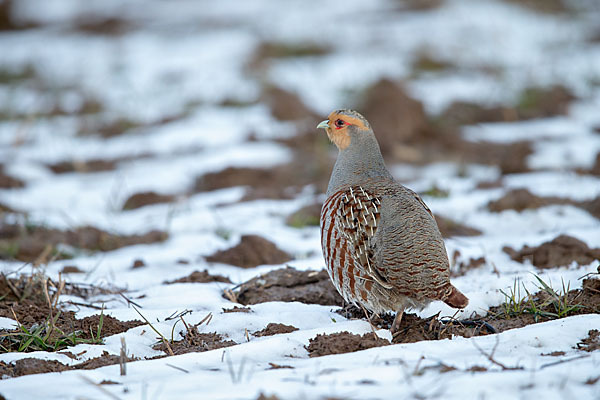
[324, 111, 369, 150]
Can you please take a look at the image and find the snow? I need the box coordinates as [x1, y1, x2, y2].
[1, 0, 600, 399]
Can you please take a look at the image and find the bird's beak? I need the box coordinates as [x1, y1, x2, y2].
[316, 120, 329, 130]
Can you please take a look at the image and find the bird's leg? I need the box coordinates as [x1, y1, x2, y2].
[391, 310, 404, 337]
[358, 303, 377, 334]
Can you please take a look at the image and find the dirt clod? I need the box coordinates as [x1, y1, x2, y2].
[434, 215, 482, 238]
[306, 332, 390, 357]
[206, 235, 292, 269]
[577, 330, 600, 352]
[360, 79, 432, 160]
[60, 265, 84, 274]
[0, 165, 24, 189]
[222, 306, 252, 313]
[253, 323, 299, 337]
[153, 328, 236, 355]
[503, 235, 600, 269]
[47, 159, 117, 174]
[232, 267, 343, 307]
[0, 223, 168, 262]
[488, 188, 568, 212]
[452, 256, 486, 277]
[166, 270, 232, 284]
[286, 203, 322, 228]
[122, 191, 176, 210]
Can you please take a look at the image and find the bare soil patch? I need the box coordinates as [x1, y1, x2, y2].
[165, 270, 232, 284]
[0, 350, 138, 378]
[0, 274, 144, 353]
[577, 329, 600, 352]
[286, 203, 322, 228]
[306, 332, 390, 357]
[261, 86, 319, 121]
[451, 255, 487, 277]
[0, 223, 168, 262]
[153, 328, 235, 356]
[488, 188, 569, 212]
[488, 188, 600, 219]
[205, 235, 292, 269]
[47, 159, 118, 174]
[434, 215, 482, 238]
[252, 323, 298, 337]
[0, 165, 24, 189]
[122, 191, 177, 210]
[503, 235, 600, 269]
[229, 267, 343, 307]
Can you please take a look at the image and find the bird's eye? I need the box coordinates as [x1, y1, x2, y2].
[334, 119, 345, 128]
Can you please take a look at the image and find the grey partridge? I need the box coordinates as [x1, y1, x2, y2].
[317, 109, 468, 334]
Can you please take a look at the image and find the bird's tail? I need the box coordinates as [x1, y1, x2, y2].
[444, 285, 469, 309]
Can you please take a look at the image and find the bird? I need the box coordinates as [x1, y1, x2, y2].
[317, 109, 468, 334]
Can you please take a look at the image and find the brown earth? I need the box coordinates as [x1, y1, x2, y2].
[153, 328, 236, 356]
[503, 235, 600, 269]
[488, 188, 600, 219]
[488, 188, 570, 212]
[205, 235, 292, 268]
[222, 306, 252, 313]
[122, 191, 177, 210]
[261, 86, 320, 121]
[252, 323, 299, 337]
[451, 256, 487, 277]
[0, 350, 138, 378]
[229, 267, 343, 307]
[47, 159, 118, 174]
[0, 223, 168, 262]
[0, 274, 144, 353]
[286, 203, 322, 228]
[165, 270, 232, 284]
[306, 332, 390, 357]
[0, 164, 24, 189]
[434, 215, 482, 238]
[248, 41, 330, 73]
[576, 329, 600, 352]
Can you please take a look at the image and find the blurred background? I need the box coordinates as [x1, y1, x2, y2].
[1, 0, 600, 264]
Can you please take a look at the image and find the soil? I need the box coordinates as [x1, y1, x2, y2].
[60, 265, 85, 274]
[0, 223, 168, 263]
[122, 191, 176, 210]
[0, 274, 144, 353]
[47, 159, 118, 174]
[286, 203, 322, 228]
[252, 323, 299, 337]
[222, 306, 252, 313]
[153, 327, 236, 355]
[260, 86, 320, 122]
[434, 215, 482, 238]
[503, 234, 600, 269]
[205, 235, 292, 269]
[359, 79, 433, 160]
[451, 256, 487, 277]
[0, 164, 24, 189]
[576, 329, 600, 352]
[0, 350, 138, 378]
[488, 188, 600, 220]
[230, 267, 343, 307]
[306, 332, 390, 357]
[488, 188, 569, 212]
[165, 270, 232, 284]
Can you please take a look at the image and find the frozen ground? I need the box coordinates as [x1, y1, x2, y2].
[0, 0, 599, 399]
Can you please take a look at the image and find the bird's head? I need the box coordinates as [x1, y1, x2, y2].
[316, 109, 372, 150]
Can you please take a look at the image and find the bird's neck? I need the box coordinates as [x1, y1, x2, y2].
[326, 137, 392, 197]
